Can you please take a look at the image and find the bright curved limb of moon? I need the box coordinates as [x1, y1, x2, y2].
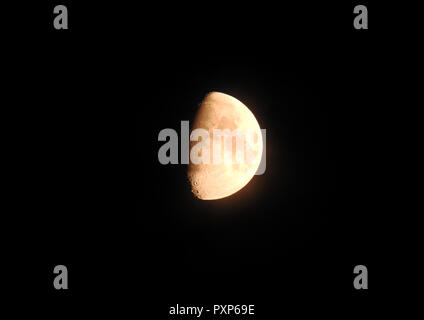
[188, 92, 263, 200]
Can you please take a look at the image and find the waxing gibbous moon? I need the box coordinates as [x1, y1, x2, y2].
[188, 92, 263, 200]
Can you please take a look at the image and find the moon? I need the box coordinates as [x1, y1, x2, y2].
[188, 92, 263, 200]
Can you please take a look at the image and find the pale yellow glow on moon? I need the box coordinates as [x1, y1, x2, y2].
[188, 92, 263, 200]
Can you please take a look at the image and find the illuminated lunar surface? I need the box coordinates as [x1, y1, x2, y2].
[188, 92, 263, 200]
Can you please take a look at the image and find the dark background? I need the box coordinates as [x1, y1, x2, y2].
[8, 0, 401, 318]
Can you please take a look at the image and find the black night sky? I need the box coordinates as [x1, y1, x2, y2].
[9, 1, 402, 318]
